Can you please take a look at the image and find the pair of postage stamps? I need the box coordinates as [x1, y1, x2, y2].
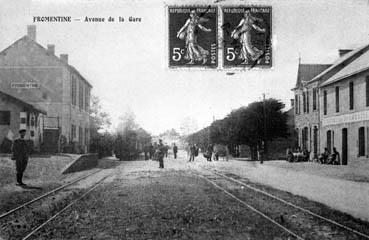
[168, 6, 272, 69]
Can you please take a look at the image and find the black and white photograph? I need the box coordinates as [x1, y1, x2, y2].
[0, 0, 369, 239]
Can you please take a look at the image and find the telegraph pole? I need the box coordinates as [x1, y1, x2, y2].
[262, 93, 267, 163]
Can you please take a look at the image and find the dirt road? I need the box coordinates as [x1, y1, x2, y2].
[2, 152, 369, 239]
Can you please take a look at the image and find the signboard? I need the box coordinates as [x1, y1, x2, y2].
[322, 110, 369, 126]
[11, 82, 40, 89]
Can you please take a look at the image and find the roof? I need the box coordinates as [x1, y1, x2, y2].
[0, 90, 46, 115]
[0, 36, 92, 88]
[310, 43, 369, 83]
[294, 64, 331, 89]
[321, 47, 369, 87]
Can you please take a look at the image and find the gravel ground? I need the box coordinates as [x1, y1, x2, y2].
[0, 155, 76, 188]
[3, 153, 364, 240]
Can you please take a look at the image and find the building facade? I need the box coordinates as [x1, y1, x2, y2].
[293, 43, 369, 165]
[0, 91, 45, 152]
[292, 63, 331, 159]
[319, 46, 369, 165]
[0, 25, 92, 153]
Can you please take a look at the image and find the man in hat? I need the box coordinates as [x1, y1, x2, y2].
[12, 129, 30, 186]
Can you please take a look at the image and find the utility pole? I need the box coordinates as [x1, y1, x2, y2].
[262, 93, 267, 163]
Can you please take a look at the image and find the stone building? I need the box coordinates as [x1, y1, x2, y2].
[319, 44, 369, 165]
[0, 25, 92, 153]
[292, 63, 331, 159]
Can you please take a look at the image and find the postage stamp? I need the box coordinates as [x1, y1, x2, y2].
[168, 6, 218, 68]
[222, 6, 272, 68]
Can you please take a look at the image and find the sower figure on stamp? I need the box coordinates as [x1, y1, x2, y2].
[12, 129, 30, 186]
[173, 143, 178, 159]
[176, 9, 212, 65]
[157, 139, 166, 168]
[231, 8, 266, 64]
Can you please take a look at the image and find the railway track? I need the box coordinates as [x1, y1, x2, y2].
[0, 168, 103, 220]
[22, 173, 113, 240]
[193, 167, 369, 240]
[0, 166, 116, 240]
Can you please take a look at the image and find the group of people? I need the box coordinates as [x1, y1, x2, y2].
[287, 146, 341, 165]
[187, 143, 228, 162]
[319, 147, 340, 165]
[286, 147, 310, 163]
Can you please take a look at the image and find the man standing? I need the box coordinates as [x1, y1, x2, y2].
[12, 129, 30, 186]
[157, 139, 166, 168]
[189, 144, 197, 162]
[173, 143, 178, 159]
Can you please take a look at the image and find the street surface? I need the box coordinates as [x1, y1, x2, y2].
[2, 151, 369, 240]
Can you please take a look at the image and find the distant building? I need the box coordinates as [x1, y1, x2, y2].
[0, 25, 92, 153]
[292, 43, 369, 164]
[0, 91, 46, 152]
[292, 63, 331, 159]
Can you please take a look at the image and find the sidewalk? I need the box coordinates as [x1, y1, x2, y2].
[205, 159, 369, 221]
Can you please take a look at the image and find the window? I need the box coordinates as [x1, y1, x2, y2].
[323, 90, 327, 115]
[349, 82, 354, 110]
[295, 95, 298, 114]
[359, 127, 365, 156]
[85, 88, 90, 111]
[306, 91, 310, 113]
[79, 82, 84, 110]
[302, 92, 306, 113]
[71, 76, 77, 106]
[79, 126, 83, 144]
[313, 88, 317, 110]
[85, 128, 89, 145]
[71, 124, 76, 140]
[366, 76, 369, 107]
[335, 86, 339, 112]
[0, 111, 10, 125]
[298, 95, 301, 114]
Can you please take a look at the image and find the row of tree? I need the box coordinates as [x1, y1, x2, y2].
[187, 98, 289, 160]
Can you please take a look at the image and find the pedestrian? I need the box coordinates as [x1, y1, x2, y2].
[157, 139, 166, 168]
[149, 143, 154, 160]
[11, 129, 30, 186]
[173, 143, 178, 159]
[189, 144, 196, 162]
[205, 144, 213, 161]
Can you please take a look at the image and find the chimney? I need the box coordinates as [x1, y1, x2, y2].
[60, 54, 68, 64]
[47, 44, 55, 55]
[27, 25, 36, 41]
[339, 49, 353, 57]
[290, 99, 295, 108]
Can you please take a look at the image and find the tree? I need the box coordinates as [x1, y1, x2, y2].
[114, 110, 152, 160]
[186, 98, 288, 160]
[89, 95, 113, 157]
[90, 95, 111, 136]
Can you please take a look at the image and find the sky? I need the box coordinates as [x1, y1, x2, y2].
[0, 0, 368, 135]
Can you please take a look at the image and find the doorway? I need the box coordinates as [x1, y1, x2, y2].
[342, 128, 347, 165]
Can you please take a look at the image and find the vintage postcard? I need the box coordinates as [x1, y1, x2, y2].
[1, 0, 369, 239]
[222, 6, 272, 68]
[168, 6, 218, 68]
